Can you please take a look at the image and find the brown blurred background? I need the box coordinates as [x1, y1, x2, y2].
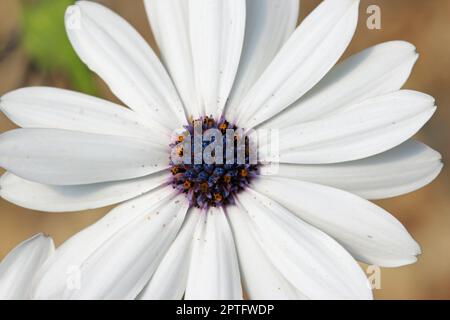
[0, 0, 449, 299]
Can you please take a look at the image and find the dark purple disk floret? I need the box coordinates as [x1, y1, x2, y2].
[169, 116, 259, 208]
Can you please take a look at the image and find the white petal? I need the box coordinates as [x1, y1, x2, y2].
[0, 234, 54, 300]
[0, 128, 168, 185]
[263, 140, 442, 200]
[138, 209, 200, 300]
[226, 205, 307, 300]
[189, 0, 246, 117]
[235, 0, 359, 128]
[237, 189, 372, 299]
[0, 171, 170, 212]
[65, 1, 186, 129]
[185, 207, 242, 300]
[144, 0, 199, 118]
[32, 187, 189, 299]
[0, 87, 168, 143]
[262, 41, 419, 128]
[225, 0, 299, 120]
[252, 177, 422, 267]
[259, 90, 436, 164]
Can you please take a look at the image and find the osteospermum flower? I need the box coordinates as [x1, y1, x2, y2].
[0, 0, 442, 299]
[0, 234, 54, 300]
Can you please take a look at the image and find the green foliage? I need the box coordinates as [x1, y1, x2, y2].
[21, 0, 96, 94]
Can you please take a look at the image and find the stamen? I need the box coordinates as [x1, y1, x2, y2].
[183, 180, 192, 189]
[223, 175, 231, 184]
[177, 145, 184, 157]
[200, 182, 209, 193]
[214, 193, 223, 202]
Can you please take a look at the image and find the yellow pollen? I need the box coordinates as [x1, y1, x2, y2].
[200, 182, 209, 193]
[183, 180, 192, 189]
[214, 193, 223, 202]
[177, 145, 184, 157]
[240, 169, 248, 177]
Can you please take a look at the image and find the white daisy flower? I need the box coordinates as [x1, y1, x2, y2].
[0, 234, 54, 300]
[0, 0, 442, 300]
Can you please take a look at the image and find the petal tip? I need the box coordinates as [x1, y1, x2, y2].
[390, 40, 417, 52]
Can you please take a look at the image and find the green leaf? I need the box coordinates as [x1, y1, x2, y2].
[21, 0, 96, 94]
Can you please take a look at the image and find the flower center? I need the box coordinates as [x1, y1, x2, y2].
[169, 116, 259, 208]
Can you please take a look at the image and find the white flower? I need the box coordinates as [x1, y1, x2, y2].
[0, 0, 442, 300]
[0, 234, 54, 300]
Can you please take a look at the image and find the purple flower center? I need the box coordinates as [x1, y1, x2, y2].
[169, 116, 259, 208]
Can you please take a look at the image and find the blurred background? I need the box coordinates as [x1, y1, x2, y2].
[0, 0, 449, 299]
